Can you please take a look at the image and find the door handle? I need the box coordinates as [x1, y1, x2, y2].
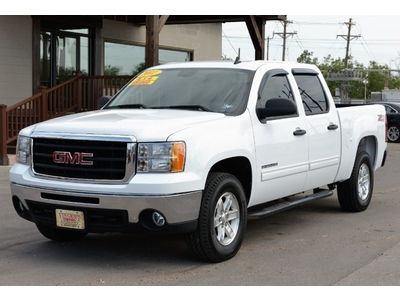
[327, 124, 339, 130]
[293, 128, 307, 136]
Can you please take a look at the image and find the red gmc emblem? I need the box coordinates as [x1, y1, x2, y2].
[52, 151, 94, 166]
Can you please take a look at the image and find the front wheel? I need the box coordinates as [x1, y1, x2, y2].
[186, 172, 247, 262]
[337, 151, 374, 212]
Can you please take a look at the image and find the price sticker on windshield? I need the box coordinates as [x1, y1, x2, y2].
[131, 69, 162, 86]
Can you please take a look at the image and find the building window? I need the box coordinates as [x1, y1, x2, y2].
[104, 42, 145, 76]
[104, 41, 192, 76]
[159, 48, 191, 64]
[40, 28, 91, 87]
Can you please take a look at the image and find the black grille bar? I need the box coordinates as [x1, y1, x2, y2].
[41, 192, 100, 204]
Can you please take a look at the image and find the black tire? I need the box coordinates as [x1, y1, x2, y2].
[337, 151, 374, 212]
[387, 125, 400, 143]
[186, 172, 247, 262]
[36, 224, 87, 242]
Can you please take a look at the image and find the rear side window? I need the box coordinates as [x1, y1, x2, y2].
[294, 74, 329, 115]
[256, 74, 295, 110]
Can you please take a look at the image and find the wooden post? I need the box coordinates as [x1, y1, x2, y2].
[93, 26, 104, 76]
[0, 105, 9, 165]
[77, 77, 83, 112]
[245, 16, 266, 60]
[40, 87, 48, 121]
[145, 15, 159, 68]
[32, 16, 41, 94]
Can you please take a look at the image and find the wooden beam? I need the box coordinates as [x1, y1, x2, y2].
[93, 26, 103, 75]
[245, 16, 265, 60]
[0, 105, 9, 165]
[32, 16, 41, 94]
[256, 17, 265, 60]
[145, 15, 159, 68]
[122, 15, 286, 26]
[158, 15, 169, 32]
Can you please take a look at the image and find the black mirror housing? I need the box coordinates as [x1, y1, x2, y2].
[256, 98, 297, 121]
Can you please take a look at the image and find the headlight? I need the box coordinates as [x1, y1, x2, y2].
[16, 135, 31, 165]
[137, 142, 185, 173]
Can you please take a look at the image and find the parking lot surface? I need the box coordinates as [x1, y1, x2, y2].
[1, 144, 400, 285]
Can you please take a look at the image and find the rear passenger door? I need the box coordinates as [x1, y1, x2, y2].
[292, 69, 341, 190]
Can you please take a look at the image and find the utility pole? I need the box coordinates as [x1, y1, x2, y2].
[266, 36, 270, 60]
[337, 18, 361, 68]
[336, 18, 361, 104]
[273, 20, 297, 61]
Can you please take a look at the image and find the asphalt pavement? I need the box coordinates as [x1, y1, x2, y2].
[1, 144, 400, 285]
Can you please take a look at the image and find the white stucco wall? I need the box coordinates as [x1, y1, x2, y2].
[102, 19, 222, 61]
[0, 16, 32, 106]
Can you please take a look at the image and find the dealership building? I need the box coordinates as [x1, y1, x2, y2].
[0, 15, 284, 164]
[0, 15, 224, 107]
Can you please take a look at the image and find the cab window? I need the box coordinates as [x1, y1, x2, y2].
[257, 74, 294, 107]
[294, 74, 329, 115]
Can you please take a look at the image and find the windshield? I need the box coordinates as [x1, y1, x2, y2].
[104, 68, 254, 115]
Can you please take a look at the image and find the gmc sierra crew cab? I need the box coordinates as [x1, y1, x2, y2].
[9, 61, 387, 262]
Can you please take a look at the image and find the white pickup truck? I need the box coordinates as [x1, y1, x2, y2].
[10, 61, 387, 262]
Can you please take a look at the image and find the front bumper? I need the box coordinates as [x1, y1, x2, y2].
[10, 183, 202, 233]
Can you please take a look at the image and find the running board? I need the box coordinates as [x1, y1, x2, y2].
[248, 190, 334, 220]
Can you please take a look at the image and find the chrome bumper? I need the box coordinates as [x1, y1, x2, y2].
[10, 183, 202, 224]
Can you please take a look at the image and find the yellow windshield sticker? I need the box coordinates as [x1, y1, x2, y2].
[131, 69, 162, 86]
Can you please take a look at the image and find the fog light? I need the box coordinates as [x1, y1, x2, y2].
[152, 211, 166, 227]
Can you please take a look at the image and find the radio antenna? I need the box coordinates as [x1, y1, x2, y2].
[234, 48, 241, 64]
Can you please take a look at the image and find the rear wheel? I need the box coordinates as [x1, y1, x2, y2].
[387, 125, 400, 143]
[186, 172, 247, 262]
[337, 151, 374, 212]
[36, 224, 87, 242]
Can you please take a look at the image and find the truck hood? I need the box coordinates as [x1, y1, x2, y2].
[31, 109, 226, 141]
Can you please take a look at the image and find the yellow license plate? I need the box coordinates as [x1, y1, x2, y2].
[55, 209, 85, 230]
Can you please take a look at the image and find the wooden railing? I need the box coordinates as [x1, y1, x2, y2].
[81, 76, 132, 111]
[0, 75, 132, 165]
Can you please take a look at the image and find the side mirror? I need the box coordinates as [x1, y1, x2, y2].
[97, 96, 112, 109]
[256, 98, 297, 122]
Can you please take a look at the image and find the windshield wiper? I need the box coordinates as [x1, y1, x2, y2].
[106, 104, 149, 109]
[155, 105, 211, 112]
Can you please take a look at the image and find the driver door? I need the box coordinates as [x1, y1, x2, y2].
[251, 69, 309, 205]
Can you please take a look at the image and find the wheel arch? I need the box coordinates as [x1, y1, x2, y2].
[207, 156, 253, 204]
[357, 135, 378, 168]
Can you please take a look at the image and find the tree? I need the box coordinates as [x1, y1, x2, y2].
[132, 62, 146, 76]
[297, 50, 319, 65]
[104, 65, 121, 76]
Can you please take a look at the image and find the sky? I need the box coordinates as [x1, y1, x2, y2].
[222, 15, 400, 69]
[4, 1, 400, 69]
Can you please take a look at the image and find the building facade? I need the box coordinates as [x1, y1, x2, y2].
[0, 16, 222, 107]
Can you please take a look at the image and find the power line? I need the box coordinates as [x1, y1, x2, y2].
[292, 21, 340, 25]
[294, 35, 305, 52]
[222, 30, 238, 56]
[360, 39, 373, 62]
[224, 35, 400, 44]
